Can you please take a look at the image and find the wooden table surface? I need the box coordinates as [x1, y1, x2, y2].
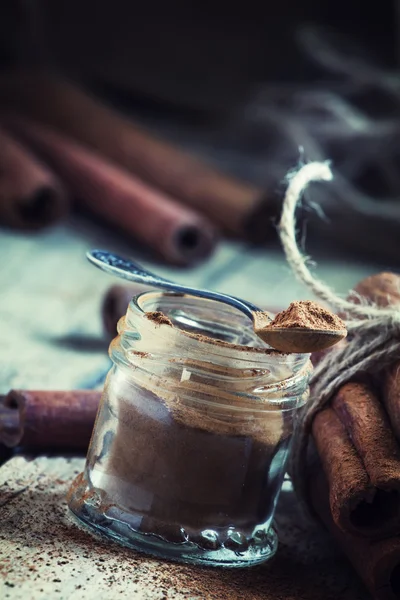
[0, 218, 375, 599]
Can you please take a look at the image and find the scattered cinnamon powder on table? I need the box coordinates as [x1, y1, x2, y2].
[145, 311, 173, 326]
[270, 301, 345, 332]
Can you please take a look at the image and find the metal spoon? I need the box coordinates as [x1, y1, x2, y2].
[87, 249, 346, 353]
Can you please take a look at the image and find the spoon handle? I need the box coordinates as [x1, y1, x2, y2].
[88, 249, 175, 287]
[87, 249, 258, 319]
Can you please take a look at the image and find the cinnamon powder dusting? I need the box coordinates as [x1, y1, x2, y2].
[145, 311, 173, 326]
[270, 300, 345, 332]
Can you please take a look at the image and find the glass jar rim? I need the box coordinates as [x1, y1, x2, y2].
[125, 290, 309, 368]
[110, 290, 312, 409]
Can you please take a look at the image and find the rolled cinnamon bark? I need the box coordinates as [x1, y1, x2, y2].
[0, 126, 68, 229]
[384, 366, 400, 443]
[350, 272, 400, 443]
[309, 465, 400, 600]
[312, 384, 400, 539]
[349, 272, 400, 308]
[0, 70, 274, 239]
[0, 390, 101, 450]
[102, 284, 144, 338]
[310, 271, 400, 539]
[5, 116, 217, 266]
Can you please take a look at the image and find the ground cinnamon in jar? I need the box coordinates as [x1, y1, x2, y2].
[68, 292, 311, 567]
[145, 311, 173, 326]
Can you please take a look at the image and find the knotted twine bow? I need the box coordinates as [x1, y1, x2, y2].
[280, 162, 400, 511]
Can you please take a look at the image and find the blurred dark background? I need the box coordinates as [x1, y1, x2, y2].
[1, 1, 396, 113]
[0, 1, 399, 267]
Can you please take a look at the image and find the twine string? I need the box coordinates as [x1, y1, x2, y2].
[279, 162, 400, 510]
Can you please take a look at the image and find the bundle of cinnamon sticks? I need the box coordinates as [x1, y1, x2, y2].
[308, 271, 400, 600]
[0, 69, 276, 265]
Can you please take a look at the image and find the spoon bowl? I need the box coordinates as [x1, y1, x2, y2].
[256, 327, 347, 353]
[87, 249, 347, 354]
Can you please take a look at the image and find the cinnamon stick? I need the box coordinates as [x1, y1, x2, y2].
[102, 284, 144, 338]
[5, 116, 218, 266]
[0, 390, 101, 450]
[384, 365, 400, 443]
[0, 126, 68, 230]
[310, 271, 400, 539]
[312, 385, 400, 539]
[349, 272, 400, 309]
[309, 464, 400, 600]
[0, 70, 274, 239]
[351, 272, 400, 443]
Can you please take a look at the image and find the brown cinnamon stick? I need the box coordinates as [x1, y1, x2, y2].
[0, 70, 274, 239]
[310, 271, 400, 539]
[351, 272, 400, 443]
[350, 272, 400, 308]
[0, 390, 101, 450]
[384, 365, 400, 443]
[5, 116, 217, 266]
[0, 126, 68, 229]
[102, 284, 144, 338]
[309, 464, 400, 600]
[313, 384, 400, 539]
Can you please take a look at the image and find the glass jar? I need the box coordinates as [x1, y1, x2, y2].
[68, 291, 311, 567]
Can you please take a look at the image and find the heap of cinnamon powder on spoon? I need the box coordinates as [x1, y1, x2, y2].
[269, 300, 345, 331]
[254, 300, 347, 353]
